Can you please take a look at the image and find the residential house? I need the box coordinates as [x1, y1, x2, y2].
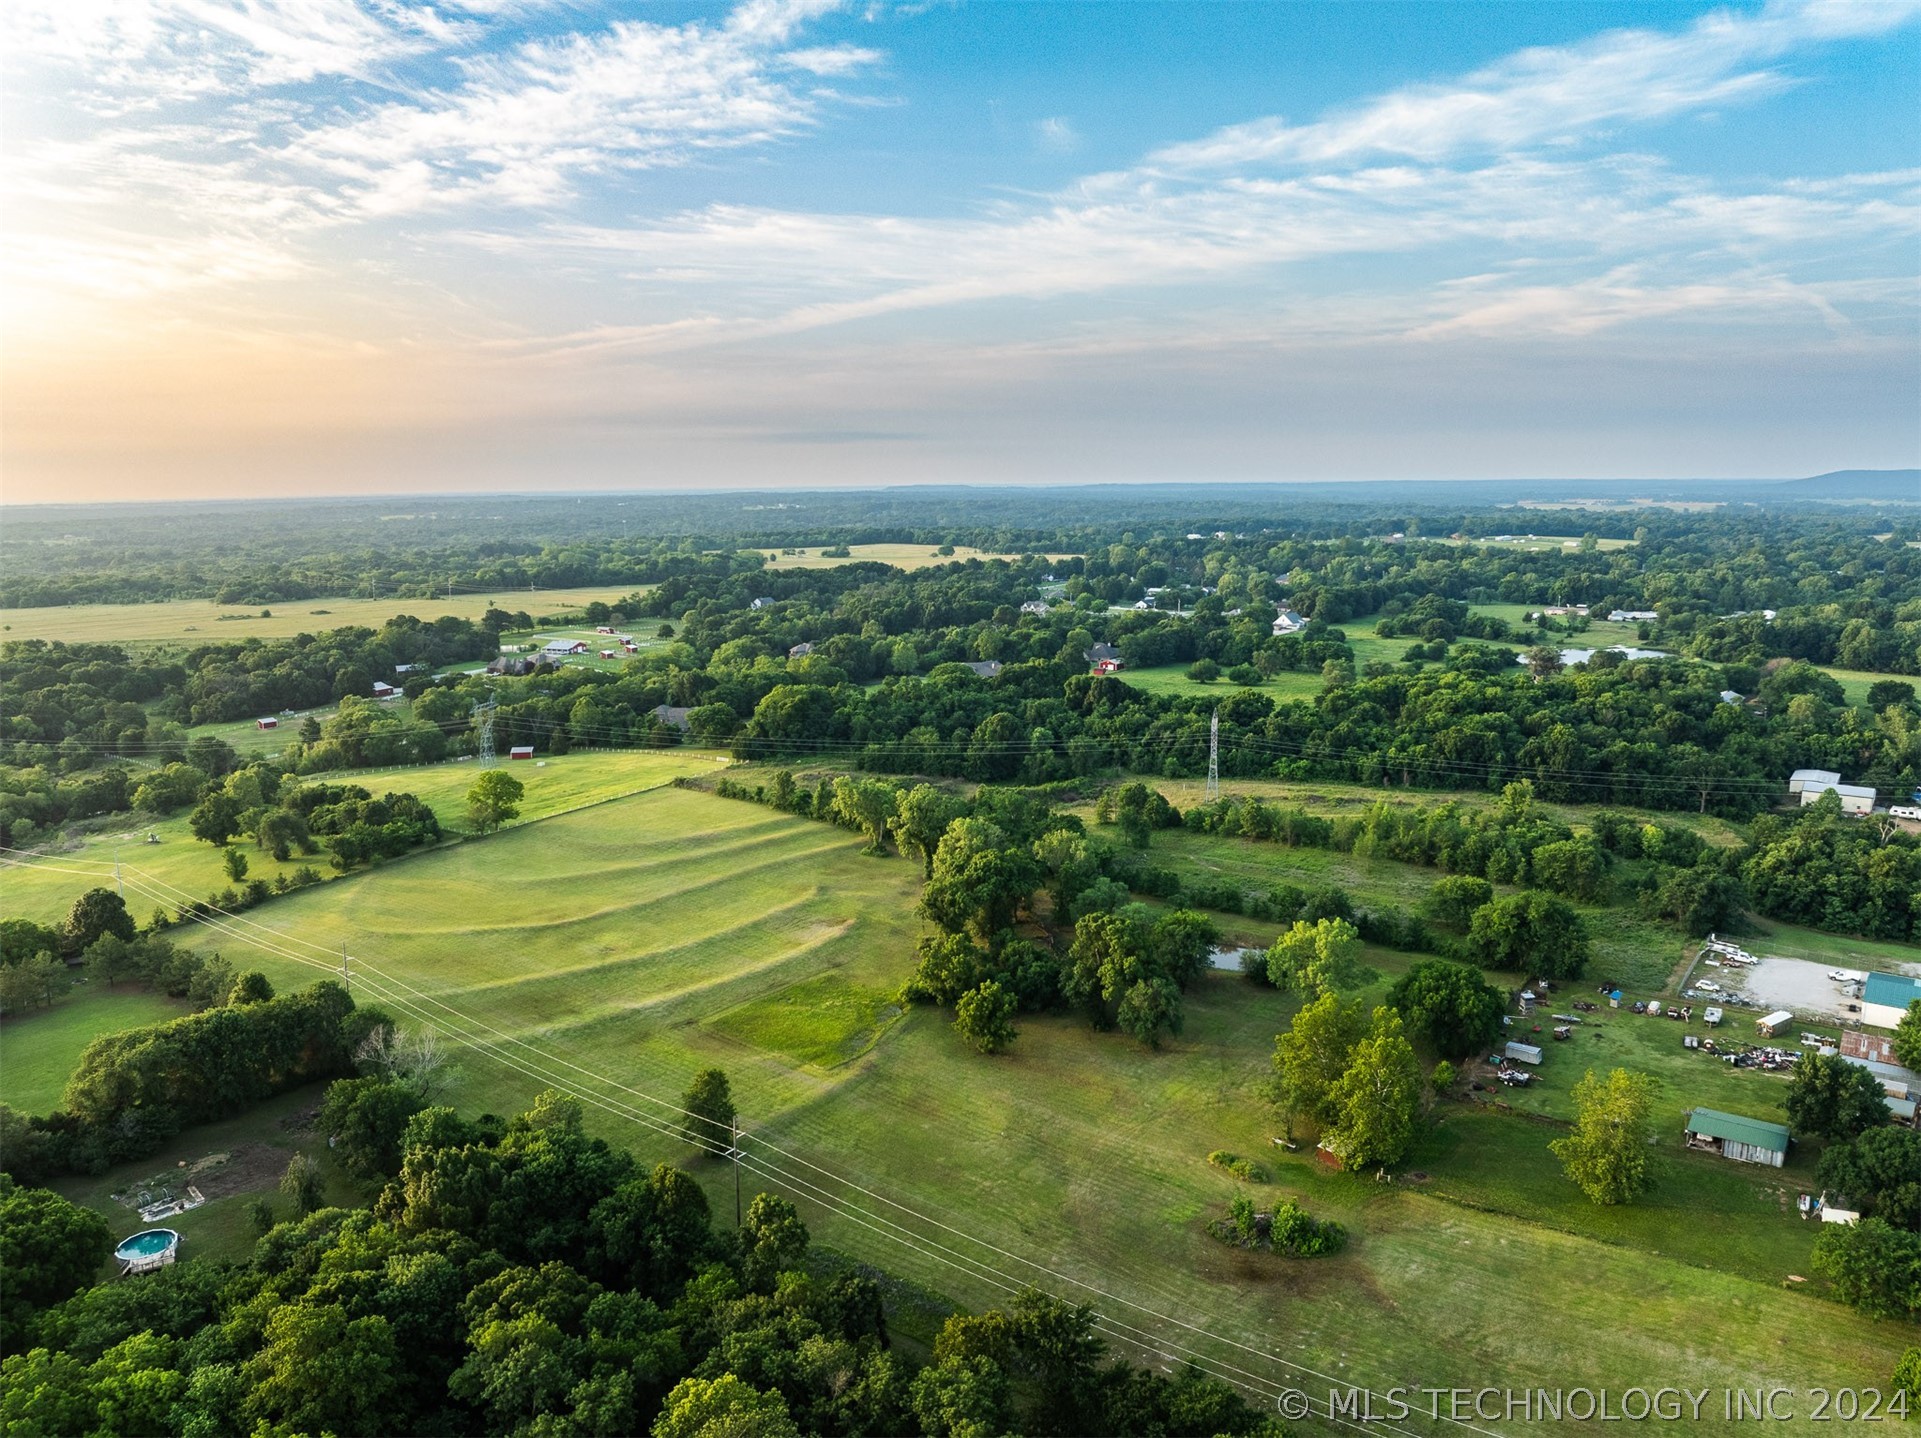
[788, 642, 814, 659]
[1271, 608, 1307, 636]
[1607, 609, 1660, 622]
[964, 660, 1003, 678]
[651, 705, 693, 732]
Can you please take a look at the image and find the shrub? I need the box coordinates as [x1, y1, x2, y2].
[1207, 1150, 1270, 1183]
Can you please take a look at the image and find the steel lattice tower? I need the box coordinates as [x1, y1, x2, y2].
[475, 699, 497, 768]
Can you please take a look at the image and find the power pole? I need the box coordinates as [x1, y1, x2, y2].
[114, 842, 123, 899]
[1205, 709, 1220, 803]
[340, 941, 350, 995]
[732, 1121, 743, 1229]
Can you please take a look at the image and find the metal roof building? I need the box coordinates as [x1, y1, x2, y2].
[1684, 1108, 1790, 1167]
[1862, 971, 1921, 1030]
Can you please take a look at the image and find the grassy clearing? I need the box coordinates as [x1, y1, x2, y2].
[1113, 668, 1325, 702]
[0, 588, 647, 649]
[709, 972, 904, 1069]
[50, 1085, 369, 1276]
[47, 785, 1889, 1411]
[0, 749, 726, 929]
[1438, 534, 1638, 553]
[0, 983, 191, 1114]
[757, 544, 1078, 571]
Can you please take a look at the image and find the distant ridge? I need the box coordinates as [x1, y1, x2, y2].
[1775, 469, 1920, 501]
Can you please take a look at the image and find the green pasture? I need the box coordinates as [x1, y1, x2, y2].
[0, 982, 190, 1114]
[497, 617, 669, 675]
[1113, 667, 1325, 702]
[0, 749, 726, 929]
[0, 587, 647, 649]
[1440, 534, 1638, 553]
[27, 784, 1878, 1417]
[758, 544, 1078, 571]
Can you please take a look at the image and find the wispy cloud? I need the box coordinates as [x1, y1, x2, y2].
[1146, 0, 1921, 171]
[1034, 116, 1080, 155]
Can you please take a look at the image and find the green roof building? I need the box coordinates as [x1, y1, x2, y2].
[1683, 1107, 1790, 1168]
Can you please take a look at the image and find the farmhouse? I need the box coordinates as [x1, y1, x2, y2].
[1683, 1108, 1790, 1167]
[1019, 600, 1051, 615]
[508, 745, 535, 761]
[1084, 643, 1123, 672]
[541, 639, 589, 657]
[1271, 608, 1307, 636]
[1860, 971, 1921, 1030]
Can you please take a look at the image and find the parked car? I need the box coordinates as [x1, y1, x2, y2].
[1695, 980, 1721, 993]
[1828, 970, 1853, 982]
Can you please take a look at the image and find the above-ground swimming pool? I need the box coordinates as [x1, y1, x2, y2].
[114, 1229, 180, 1270]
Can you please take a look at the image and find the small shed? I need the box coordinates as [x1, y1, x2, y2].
[1683, 1107, 1790, 1167]
[1504, 1041, 1543, 1066]
[1756, 1010, 1796, 1038]
[256, 717, 278, 730]
[508, 746, 535, 761]
[371, 681, 397, 699]
[1703, 1006, 1723, 1027]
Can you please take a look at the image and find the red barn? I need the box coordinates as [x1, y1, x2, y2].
[256, 717, 278, 730]
[508, 746, 535, 760]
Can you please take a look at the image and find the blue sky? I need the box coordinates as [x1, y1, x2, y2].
[2, 0, 1916, 500]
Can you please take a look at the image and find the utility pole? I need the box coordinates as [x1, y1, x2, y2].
[1205, 709, 1220, 803]
[114, 842, 123, 899]
[732, 1121, 743, 1229]
[340, 941, 350, 995]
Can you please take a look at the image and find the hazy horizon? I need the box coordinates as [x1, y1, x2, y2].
[5, 0, 1918, 502]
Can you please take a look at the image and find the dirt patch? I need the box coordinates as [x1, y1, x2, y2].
[1736, 957, 1855, 1022]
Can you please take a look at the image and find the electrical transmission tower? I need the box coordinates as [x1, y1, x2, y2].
[474, 699, 498, 768]
[1205, 709, 1220, 802]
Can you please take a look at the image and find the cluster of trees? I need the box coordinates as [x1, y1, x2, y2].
[1270, 997, 1426, 1169]
[192, 771, 441, 872]
[1742, 794, 1921, 941]
[0, 1089, 1289, 1438]
[0, 979, 362, 1183]
[1213, 1196, 1347, 1257]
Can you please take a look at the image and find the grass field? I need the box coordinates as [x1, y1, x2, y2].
[1440, 534, 1638, 552]
[757, 544, 1078, 571]
[0, 983, 191, 1114]
[0, 587, 649, 648]
[9, 783, 1884, 1426]
[0, 749, 727, 929]
[1113, 667, 1326, 702]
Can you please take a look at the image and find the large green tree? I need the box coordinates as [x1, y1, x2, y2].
[1816, 1126, 1921, 1230]
[1812, 1218, 1921, 1320]
[1388, 959, 1508, 1060]
[888, 785, 964, 880]
[1323, 1007, 1423, 1169]
[653, 1375, 800, 1438]
[1550, 1068, 1656, 1206]
[831, 775, 898, 855]
[954, 981, 1018, 1055]
[0, 1178, 112, 1349]
[1270, 992, 1367, 1131]
[1467, 890, 1590, 978]
[1786, 1051, 1890, 1143]
[1893, 1000, 1921, 1073]
[58, 889, 135, 960]
[465, 769, 525, 834]
[1264, 917, 1364, 998]
[678, 1068, 736, 1153]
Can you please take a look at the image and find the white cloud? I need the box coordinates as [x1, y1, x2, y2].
[1034, 116, 1080, 154]
[1146, 0, 1921, 171]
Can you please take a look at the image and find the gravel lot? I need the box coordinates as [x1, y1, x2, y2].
[1724, 956, 1858, 1021]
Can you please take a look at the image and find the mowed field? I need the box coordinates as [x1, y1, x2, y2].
[758, 544, 1079, 571]
[0, 749, 726, 930]
[0, 587, 648, 648]
[8, 782, 1894, 1429]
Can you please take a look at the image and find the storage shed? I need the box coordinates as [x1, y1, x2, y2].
[1756, 1010, 1796, 1038]
[1683, 1108, 1790, 1167]
[508, 746, 535, 761]
[1504, 1041, 1543, 1066]
[256, 717, 278, 730]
